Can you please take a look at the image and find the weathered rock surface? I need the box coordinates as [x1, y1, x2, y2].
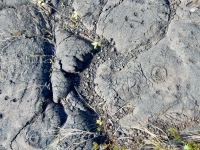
[0, 2, 97, 149]
[55, 28, 93, 73]
[94, 0, 200, 134]
[0, 6, 53, 149]
[12, 101, 67, 149]
[73, 0, 171, 54]
[1, 0, 200, 149]
[54, 91, 96, 150]
[72, 0, 102, 31]
[51, 69, 71, 103]
[97, 0, 171, 54]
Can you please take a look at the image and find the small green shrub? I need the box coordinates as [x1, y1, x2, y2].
[92, 142, 127, 150]
[168, 127, 200, 150]
[91, 37, 103, 49]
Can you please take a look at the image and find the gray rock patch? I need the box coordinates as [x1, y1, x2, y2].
[51, 69, 71, 103]
[0, 5, 53, 149]
[95, 21, 200, 128]
[55, 28, 93, 73]
[96, 0, 170, 54]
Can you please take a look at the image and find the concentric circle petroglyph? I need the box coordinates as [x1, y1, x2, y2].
[27, 131, 41, 148]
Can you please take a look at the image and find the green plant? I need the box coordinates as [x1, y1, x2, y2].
[184, 143, 193, 150]
[168, 127, 200, 150]
[183, 141, 200, 150]
[92, 142, 127, 150]
[91, 36, 103, 49]
[96, 117, 103, 126]
[92, 142, 110, 150]
[71, 11, 78, 20]
[96, 117, 103, 132]
[65, 10, 79, 28]
[34, 0, 45, 5]
[50, 128, 96, 149]
[60, 2, 65, 7]
[49, 58, 54, 77]
[168, 127, 181, 141]
[92, 142, 100, 150]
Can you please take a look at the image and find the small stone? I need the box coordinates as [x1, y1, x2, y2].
[4, 96, 9, 100]
[12, 98, 17, 102]
[70, 106, 73, 110]
[110, 47, 115, 52]
[137, 130, 141, 134]
[107, 130, 113, 137]
[190, 7, 198, 12]
[114, 131, 122, 137]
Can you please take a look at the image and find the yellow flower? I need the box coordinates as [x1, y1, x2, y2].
[91, 41, 100, 49]
[38, 0, 44, 4]
[61, 2, 65, 7]
[72, 11, 78, 20]
[96, 117, 103, 125]
[91, 37, 102, 49]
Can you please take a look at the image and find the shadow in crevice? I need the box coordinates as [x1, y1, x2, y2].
[67, 73, 107, 148]
[75, 35, 101, 72]
[75, 53, 94, 72]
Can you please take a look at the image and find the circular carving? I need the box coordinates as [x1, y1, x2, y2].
[27, 131, 41, 148]
[151, 66, 167, 83]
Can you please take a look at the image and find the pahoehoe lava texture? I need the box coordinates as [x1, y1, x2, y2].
[73, 0, 171, 53]
[95, 23, 200, 128]
[96, 0, 170, 53]
[55, 28, 94, 73]
[0, 5, 53, 149]
[51, 69, 71, 103]
[15, 102, 68, 149]
[1, 0, 200, 149]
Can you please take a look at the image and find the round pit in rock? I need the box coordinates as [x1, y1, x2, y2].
[151, 66, 167, 83]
